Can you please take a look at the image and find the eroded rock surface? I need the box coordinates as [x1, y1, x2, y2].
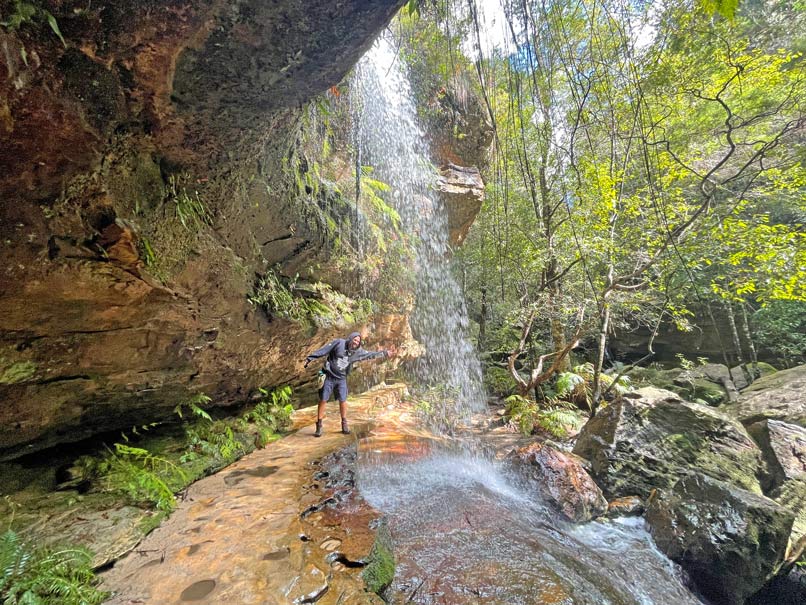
[100, 384, 405, 605]
[747, 419, 806, 546]
[0, 0, 409, 459]
[646, 473, 795, 605]
[572, 387, 764, 499]
[436, 163, 485, 247]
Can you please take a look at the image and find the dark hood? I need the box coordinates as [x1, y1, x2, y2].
[346, 332, 362, 347]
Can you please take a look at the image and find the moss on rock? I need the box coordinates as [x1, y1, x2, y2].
[0, 360, 36, 385]
[362, 519, 395, 595]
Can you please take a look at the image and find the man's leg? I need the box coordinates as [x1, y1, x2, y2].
[336, 380, 350, 434]
[314, 378, 334, 437]
[314, 400, 326, 437]
[339, 401, 350, 434]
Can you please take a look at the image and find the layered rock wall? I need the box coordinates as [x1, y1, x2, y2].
[0, 0, 408, 459]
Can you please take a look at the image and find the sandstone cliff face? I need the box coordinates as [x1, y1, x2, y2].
[0, 0, 408, 459]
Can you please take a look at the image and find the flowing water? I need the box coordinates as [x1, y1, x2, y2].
[350, 38, 706, 604]
[357, 441, 704, 605]
[352, 37, 486, 425]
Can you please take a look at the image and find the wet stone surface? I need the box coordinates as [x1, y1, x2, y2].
[100, 385, 403, 605]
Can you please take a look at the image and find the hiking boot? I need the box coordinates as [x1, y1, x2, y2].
[341, 418, 351, 435]
[313, 419, 323, 437]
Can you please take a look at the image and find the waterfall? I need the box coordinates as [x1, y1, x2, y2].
[352, 37, 486, 429]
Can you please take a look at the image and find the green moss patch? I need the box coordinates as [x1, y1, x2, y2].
[0, 360, 36, 385]
[362, 519, 395, 595]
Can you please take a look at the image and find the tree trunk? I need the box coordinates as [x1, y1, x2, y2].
[705, 300, 732, 367]
[591, 301, 611, 416]
[723, 300, 744, 367]
[478, 286, 487, 350]
[739, 303, 758, 384]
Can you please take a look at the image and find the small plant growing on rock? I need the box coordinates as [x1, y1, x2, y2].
[96, 443, 187, 512]
[174, 393, 213, 421]
[244, 386, 294, 435]
[166, 176, 211, 231]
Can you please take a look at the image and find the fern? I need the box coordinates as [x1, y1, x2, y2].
[0, 530, 107, 605]
[534, 408, 583, 438]
[504, 395, 583, 438]
[174, 393, 213, 421]
[243, 386, 293, 436]
[97, 444, 186, 512]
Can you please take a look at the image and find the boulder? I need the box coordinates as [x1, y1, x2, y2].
[646, 473, 795, 605]
[508, 442, 607, 523]
[605, 496, 644, 518]
[674, 363, 738, 404]
[572, 387, 763, 499]
[730, 362, 778, 391]
[746, 419, 806, 546]
[436, 164, 485, 247]
[724, 364, 806, 428]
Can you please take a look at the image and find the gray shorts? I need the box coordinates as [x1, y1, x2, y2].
[319, 375, 348, 402]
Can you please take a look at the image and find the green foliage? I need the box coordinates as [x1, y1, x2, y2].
[675, 354, 695, 371]
[751, 301, 806, 366]
[503, 394, 583, 438]
[103, 443, 186, 511]
[139, 237, 157, 268]
[483, 365, 515, 397]
[699, 0, 739, 19]
[166, 176, 210, 232]
[359, 166, 401, 233]
[243, 386, 294, 435]
[0, 530, 107, 605]
[248, 269, 301, 321]
[78, 443, 186, 512]
[180, 386, 293, 463]
[555, 364, 631, 411]
[183, 421, 244, 464]
[410, 384, 461, 429]
[174, 393, 213, 421]
[1, 1, 66, 47]
[0, 360, 35, 385]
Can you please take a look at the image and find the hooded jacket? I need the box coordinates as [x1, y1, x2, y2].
[305, 332, 389, 379]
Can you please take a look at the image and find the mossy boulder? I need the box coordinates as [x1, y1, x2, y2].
[731, 362, 778, 391]
[689, 378, 729, 406]
[646, 473, 795, 605]
[362, 519, 395, 595]
[572, 387, 764, 499]
[724, 364, 806, 429]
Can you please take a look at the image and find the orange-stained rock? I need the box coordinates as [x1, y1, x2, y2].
[99, 385, 405, 605]
[437, 163, 485, 247]
[0, 0, 411, 460]
[606, 496, 645, 518]
[509, 442, 608, 523]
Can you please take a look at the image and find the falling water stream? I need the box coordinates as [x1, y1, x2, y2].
[350, 38, 707, 604]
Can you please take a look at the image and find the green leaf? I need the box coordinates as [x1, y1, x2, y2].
[43, 10, 67, 47]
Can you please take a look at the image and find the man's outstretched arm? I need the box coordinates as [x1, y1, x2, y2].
[305, 340, 337, 367]
[350, 347, 395, 364]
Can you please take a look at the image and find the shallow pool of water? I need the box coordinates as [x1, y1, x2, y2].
[356, 438, 705, 605]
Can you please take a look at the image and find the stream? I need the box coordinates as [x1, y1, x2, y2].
[355, 434, 705, 605]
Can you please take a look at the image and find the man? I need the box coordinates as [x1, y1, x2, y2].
[304, 331, 395, 436]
